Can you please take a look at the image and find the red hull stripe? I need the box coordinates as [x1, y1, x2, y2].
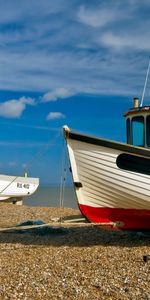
[79, 204, 150, 229]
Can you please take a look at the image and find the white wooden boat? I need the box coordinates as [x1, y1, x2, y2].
[63, 98, 150, 229]
[0, 174, 39, 203]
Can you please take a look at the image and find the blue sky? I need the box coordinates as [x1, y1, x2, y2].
[0, 0, 150, 185]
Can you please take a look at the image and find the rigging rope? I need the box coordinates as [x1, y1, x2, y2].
[140, 58, 150, 107]
[25, 130, 61, 173]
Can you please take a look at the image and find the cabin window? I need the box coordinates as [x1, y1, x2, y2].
[146, 115, 150, 147]
[132, 116, 145, 147]
[116, 153, 150, 175]
[126, 118, 131, 144]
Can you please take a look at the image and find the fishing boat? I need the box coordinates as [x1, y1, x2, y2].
[63, 98, 150, 229]
[0, 174, 39, 203]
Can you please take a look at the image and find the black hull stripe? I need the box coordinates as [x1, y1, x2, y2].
[67, 131, 150, 158]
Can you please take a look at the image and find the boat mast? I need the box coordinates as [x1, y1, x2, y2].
[140, 59, 150, 107]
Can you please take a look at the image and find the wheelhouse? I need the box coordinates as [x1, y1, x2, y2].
[124, 98, 150, 148]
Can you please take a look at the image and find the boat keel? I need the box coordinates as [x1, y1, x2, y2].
[79, 204, 150, 230]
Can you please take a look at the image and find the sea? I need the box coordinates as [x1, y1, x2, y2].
[24, 186, 78, 209]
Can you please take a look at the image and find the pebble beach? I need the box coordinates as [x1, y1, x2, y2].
[0, 203, 150, 300]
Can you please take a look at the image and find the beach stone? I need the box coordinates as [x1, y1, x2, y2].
[0, 203, 150, 299]
[144, 293, 150, 300]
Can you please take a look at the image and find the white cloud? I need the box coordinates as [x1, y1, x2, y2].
[0, 1, 65, 24]
[46, 112, 65, 120]
[0, 97, 35, 119]
[78, 5, 118, 28]
[0, 1, 150, 97]
[42, 87, 75, 102]
[0, 121, 61, 132]
[0, 141, 46, 147]
[8, 161, 17, 167]
[22, 163, 28, 170]
[101, 32, 150, 51]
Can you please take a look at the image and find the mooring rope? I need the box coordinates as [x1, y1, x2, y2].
[59, 138, 67, 224]
[0, 221, 119, 232]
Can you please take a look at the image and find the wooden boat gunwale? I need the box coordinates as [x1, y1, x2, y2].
[64, 127, 150, 158]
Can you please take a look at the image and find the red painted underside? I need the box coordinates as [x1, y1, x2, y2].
[79, 204, 150, 230]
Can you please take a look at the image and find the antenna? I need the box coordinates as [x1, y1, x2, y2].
[140, 59, 150, 107]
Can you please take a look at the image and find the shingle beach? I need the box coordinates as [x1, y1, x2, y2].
[0, 203, 150, 300]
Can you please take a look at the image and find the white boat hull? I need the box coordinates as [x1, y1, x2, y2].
[64, 126, 150, 229]
[0, 175, 39, 202]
